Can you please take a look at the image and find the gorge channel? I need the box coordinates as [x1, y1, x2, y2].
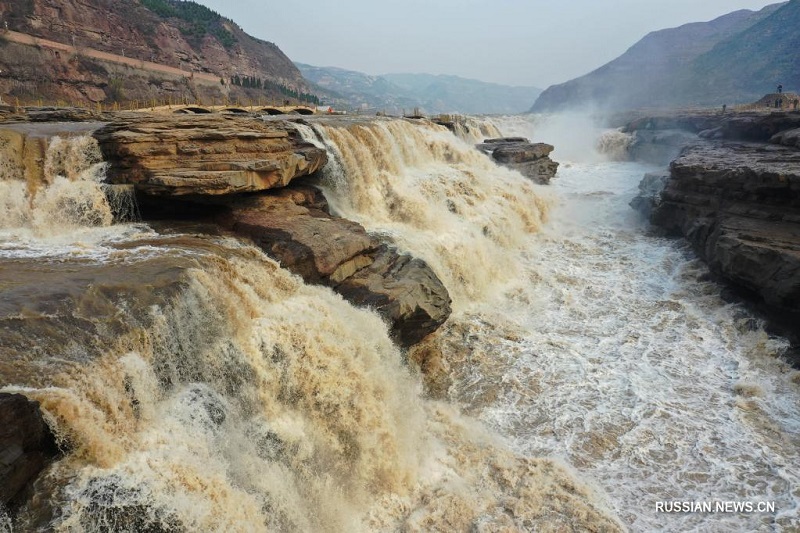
[0, 113, 798, 532]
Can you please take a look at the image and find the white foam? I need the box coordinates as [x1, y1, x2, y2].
[439, 148, 800, 531]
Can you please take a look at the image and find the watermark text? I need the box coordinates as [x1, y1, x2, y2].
[655, 501, 775, 514]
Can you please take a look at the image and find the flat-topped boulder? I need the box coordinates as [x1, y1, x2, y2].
[476, 137, 559, 184]
[94, 115, 327, 195]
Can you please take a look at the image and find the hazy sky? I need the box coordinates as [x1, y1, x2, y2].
[194, 0, 779, 88]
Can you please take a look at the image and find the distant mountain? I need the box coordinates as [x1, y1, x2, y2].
[381, 73, 542, 115]
[531, 2, 789, 112]
[297, 64, 541, 115]
[296, 64, 418, 112]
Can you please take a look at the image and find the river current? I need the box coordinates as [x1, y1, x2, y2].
[510, 116, 799, 532]
[0, 114, 798, 532]
[455, 127, 800, 532]
[301, 114, 800, 532]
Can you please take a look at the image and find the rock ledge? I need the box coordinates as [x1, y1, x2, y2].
[477, 137, 559, 184]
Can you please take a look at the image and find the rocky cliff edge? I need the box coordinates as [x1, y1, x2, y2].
[628, 111, 800, 346]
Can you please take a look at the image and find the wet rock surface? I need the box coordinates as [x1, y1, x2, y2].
[476, 137, 559, 184]
[644, 140, 800, 339]
[627, 112, 800, 344]
[2, 111, 453, 350]
[629, 171, 669, 219]
[0, 394, 59, 508]
[335, 246, 452, 348]
[217, 186, 452, 347]
[627, 130, 700, 166]
[219, 187, 377, 285]
[94, 114, 327, 195]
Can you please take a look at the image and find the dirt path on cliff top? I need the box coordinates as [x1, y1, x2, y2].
[2, 29, 220, 85]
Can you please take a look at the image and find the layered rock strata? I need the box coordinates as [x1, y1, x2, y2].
[476, 137, 559, 184]
[216, 186, 452, 347]
[94, 115, 327, 195]
[650, 142, 800, 317]
[711, 113, 800, 142]
[626, 110, 800, 345]
[622, 111, 800, 165]
[629, 171, 669, 219]
[93, 114, 453, 347]
[1, 113, 457, 514]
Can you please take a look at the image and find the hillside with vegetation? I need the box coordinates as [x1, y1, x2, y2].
[531, 2, 789, 112]
[0, 0, 313, 106]
[298, 64, 541, 115]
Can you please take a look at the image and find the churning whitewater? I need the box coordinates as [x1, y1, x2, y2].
[0, 128, 619, 532]
[300, 115, 800, 532]
[2, 115, 799, 532]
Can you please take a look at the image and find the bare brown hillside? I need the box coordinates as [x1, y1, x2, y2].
[0, 0, 315, 106]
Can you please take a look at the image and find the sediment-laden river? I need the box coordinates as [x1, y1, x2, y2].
[303, 114, 800, 532]
[1, 114, 798, 532]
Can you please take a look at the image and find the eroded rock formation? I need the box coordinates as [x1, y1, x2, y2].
[92, 114, 453, 346]
[0, 114, 456, 515]
[216, 186, 452, 347]
[629, 112, 800, 342]
[652, 142, 800, 313]
[476, 137, 559, 184]
[95, 115, 327, 195]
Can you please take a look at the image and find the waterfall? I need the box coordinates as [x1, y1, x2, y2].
[413, 114, 800, 532]
[595, 130, 635, 161]
[296, 119, 551, 310]
[5, 113, 795, 531]
[1, 121, 621, 531]
[299, 114, 800, 531]
[2, 238, 621, 532]
[7, 242, 418, 531]
[490, 113, 630, 163]
[0, 133, 136, 239]
[450, 116, 502, 143]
